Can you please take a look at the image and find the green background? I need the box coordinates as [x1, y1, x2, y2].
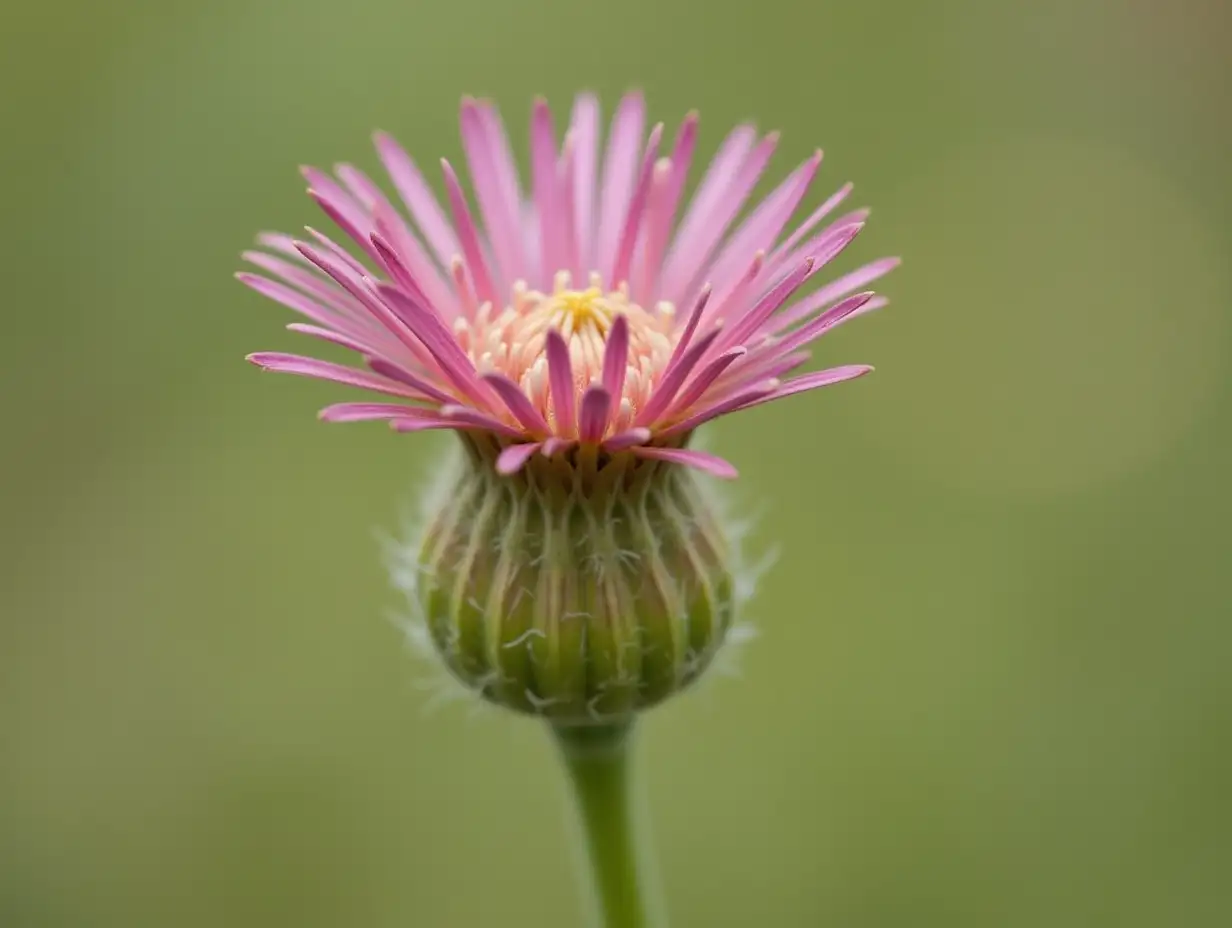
[3, 0, 1230, 925]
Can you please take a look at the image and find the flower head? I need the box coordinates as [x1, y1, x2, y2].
[242, 93, 896, 479]
[240, 94, 896, 724]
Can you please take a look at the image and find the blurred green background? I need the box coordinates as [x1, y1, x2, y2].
[3, 0, 1230, 925]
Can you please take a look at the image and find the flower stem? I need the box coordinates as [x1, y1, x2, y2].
[552, 721, 665, 928]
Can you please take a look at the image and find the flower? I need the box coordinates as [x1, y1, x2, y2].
[239, 93, 896, 724]
[241, 92, 896, 480]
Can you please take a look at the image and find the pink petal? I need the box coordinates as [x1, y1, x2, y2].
[635, 328, 721, 427]
[542, 436, 572, 457]
[241, 251, 363, 321]
[661, 130, 778, 305]
[601, 314, 630, 400]
[661, 285, 711, 374]
[772, 291, 876, 356]
[247, 352, 424, 400]
[236, 272, 363, 337]
[390, 417, 461, 433]
[635, 112, 698, 300]
[371, 282, 493, 409]
[734, 365, 874, 412]
[476, 101, 528, 280]
[364, 357, 458, 405]
[578, 384, 613, 443]
[439, 159, 497, 306]
[609, 123, 663, 288]
[373, 131, 460, 267]
[482, 372, 551, 434]
[594, 92, 646, 284]
[530, 98, 565, 286]
[569, 93, 601, 273]
[633, 446, 738, 479]
[762, 257, 900, 336]
[459, 98, 522, 292]
[665, 347, 747, 419]
[713, 256, 815, 355]
[655, 384, 777, 439]
[439, 404, 526, 438]
[285, 322, 377, 356]
[707, 150, 823, 302]
[770, 182, 853, 266]
[545, 329, 577, 437]
[319, 402, 431, 422]
[497, 442, 543, 475]
[603, 428, 651, 452]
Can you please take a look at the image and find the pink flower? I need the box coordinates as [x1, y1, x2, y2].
[241, 93, 896, 479]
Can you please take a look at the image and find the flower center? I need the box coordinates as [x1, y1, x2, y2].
[453, 271, 678, 430]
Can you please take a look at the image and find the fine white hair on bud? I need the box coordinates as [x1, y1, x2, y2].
[408, 433, 740, 726]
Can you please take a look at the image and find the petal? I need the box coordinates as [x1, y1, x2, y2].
[439, 159, 498, 306]
[601, 314, 630, 400]
[609, 123, 663, 288]
[318, 402, 431, 422]
[497, 442, 543, 475]
[578, 384, 613, 443]
[247, 352, 424, 400]
[633, 446, 738, 479]
[568, 93, 601, 272]
[603, 427, 651, 451]
[373, 131, 460, 267]
[482, 372, 551, 434]
[594, 92, 646, 283]
[545, 329, 577, 437]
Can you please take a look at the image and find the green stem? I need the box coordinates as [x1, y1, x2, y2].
[552, 721, 665, 928]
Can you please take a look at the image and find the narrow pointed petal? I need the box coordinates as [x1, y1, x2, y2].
[497, 442, 543, 475]
[595, 92, 646, 280]
[389, 416, 462, 433]
[542, 436, 573, 457]
[636, 112, 698, 299]
[569, 93, 601, 272]
[364, 357, 459, 405]
[609, 124, 663, 287]
[482, 372, 551, 434]
[655, 384, 777, 438]
[762, 257, 900, 336]
[373, 131, 460, 266]
[459, 98, 523, 292]
[578, 384, 613, 443]
[285, 322, 378, 356]
[530, 98, 565, 285]
[603, 428, 651, 451]
[439, 159, 497, 306]
[713, 256, 815, 355]
[771, 182, 853, 265]
[247, 352, 425, 400]
[545, 329, 577, 436]
[772, 291, 876, 356]
[439, 405, 526, 438]
[319, 402, 431, 422]
[633, 446, 738, 479]
[733, 365, 874, 412]
[601, 314, 630, 400]
[635, 328, 721, 427]
[665, 347, 747, 419]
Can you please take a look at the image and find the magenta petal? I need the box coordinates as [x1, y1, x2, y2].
[764, 258, 899, 335]
[482, 372, 551, 434]
[390, 417, 461, 433]
[595, 92, 646, 283]
[497, 442, 543, 475]
[603, 428, 651, 451]
[773, 292, 876, 356]
[545, 329, 577, 436]
[771, 182, 853, 264]
[247, 353, 424, 399]
[609, 123, 662, 287]
[655, 384, 777, 439]
[372, 131, 460, 267]
[439, 405, 525, 438]
[601, 314, 630, 400]
[285, 322, 376, 355]
[569, 93, 601, 272]
[633, 446, 738, 479]
[439, 158, 497, 305]
[319, 402, 430, 422]
[736, 365, 874, 411]
[665, 347, 747, 419]
[542, 436, 573, 457]
[635, 328, 721, 427]
[578, 384, 613, 443]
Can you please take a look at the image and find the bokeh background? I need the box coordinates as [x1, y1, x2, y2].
[3, 0, 1230, 925]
